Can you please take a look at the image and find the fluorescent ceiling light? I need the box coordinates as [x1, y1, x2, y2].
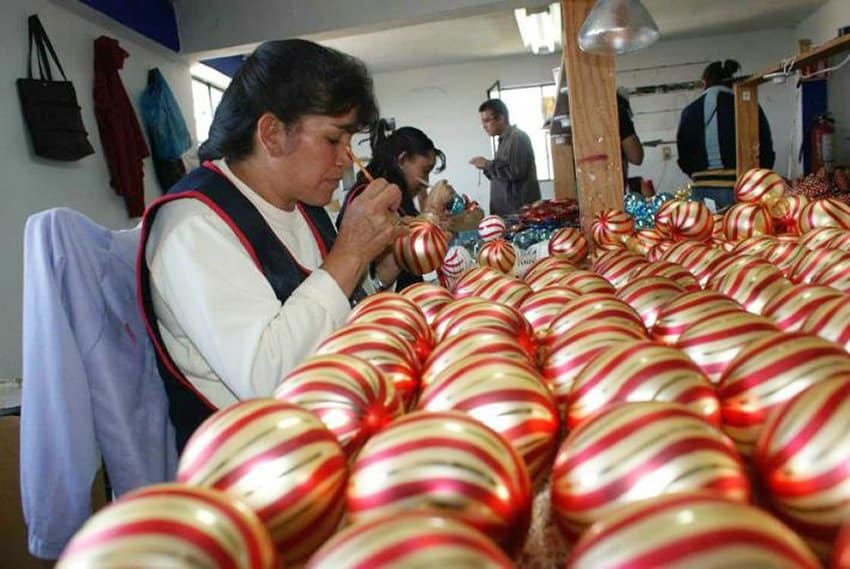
[514, 3, 562, 55]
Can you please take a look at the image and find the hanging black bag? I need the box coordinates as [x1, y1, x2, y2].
[16, 15, 95, 161]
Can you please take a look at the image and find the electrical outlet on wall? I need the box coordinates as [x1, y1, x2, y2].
[662, 146, 673, 161]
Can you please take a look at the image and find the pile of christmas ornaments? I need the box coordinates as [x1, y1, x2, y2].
[624, 190, 675, 229]
[791, 166, 850, 204]
[506, 198, 581, 250]
[56, 167, 850, 569]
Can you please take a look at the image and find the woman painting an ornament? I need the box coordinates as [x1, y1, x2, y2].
[138, 39, 407, 449]
[338, 118, 456, 288]
[676, 59, 776, 210]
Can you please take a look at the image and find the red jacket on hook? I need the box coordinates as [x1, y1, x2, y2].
[93, 36, 149, 217]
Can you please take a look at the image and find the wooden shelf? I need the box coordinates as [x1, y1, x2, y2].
[735, 33, 850, 176]
[739, 33, 850, 87]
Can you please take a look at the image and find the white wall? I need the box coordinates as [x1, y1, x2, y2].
[796, 0, 850, 169]
[0, 0, 195, 378]
[371, 28, 796, 207]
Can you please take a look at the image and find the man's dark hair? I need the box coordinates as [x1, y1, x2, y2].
[702, 59, 741, 88]
[199, 39, 379, 162]
[479, 99, 510, 123]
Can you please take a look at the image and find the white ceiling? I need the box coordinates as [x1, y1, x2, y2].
[312, 0, 828, 73]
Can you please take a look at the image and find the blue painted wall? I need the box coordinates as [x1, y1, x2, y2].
[202, 55, 247, 77]
[78, 0, 180, 51]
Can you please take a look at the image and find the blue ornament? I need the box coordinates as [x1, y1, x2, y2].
[652, 193, 673, 209]
[635, 216, 654, 230]
[447, 195, 465, 216]
[514, 230, 533, 250]
[624, 192, 643, 216]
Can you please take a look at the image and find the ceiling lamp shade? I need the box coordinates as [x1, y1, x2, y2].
[578, 0, 660, 54]
[514, 3, 562, 55]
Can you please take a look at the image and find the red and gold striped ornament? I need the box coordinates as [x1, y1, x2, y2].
[56, 484, 278, 569]
[800, 226, 848, 250]
[834, 522, 850, 569]
[421, 329, 534, 391]
[616, 276, 686, 329]
[306, 512, 515, 569]
[635, 228, 667, 251]
[802, 295, 850, 351]
[769, 194, 810, 235]
[718, 332, 850, 457]
[524, 265, 577, 292]
[797, 198, 850, 234]
[712, 212, 724, 239]
[523, 256, 575, 284]
[755, 375, 850, 559]
[591, 209, 634, 250]
[548, 227, 588, 264]
[825, 230, 850, 252]
[417, 354, 559, 485]
[676, 310, 779, 383]
[567, 341, 719, 429]
[789, 247, 846, 285]
[399, 282, 453, 327]
[551, 402, 749, 539]
[274, 354, 404, 457]
[668, 200, 714, 242]
[647, 241, 675, 262]
[452, 266, 502, 298]
[708, 257, 791, 315]
[432, 297, 534, 349]
[808, 249, 850, 293]
[652, 290, 741, 345]
[440, 245, 475, 286]
[478, 214, 507, 242]
[348, 292, 434, 363]
[567, 493, 820, 569]
[477, 239, 517, 274]
[731, 234, 777, 257]
[735, 168, 788, 205]
[469, 274, 532, 309]
[519, 284, 581, 341]
[593, 249, 648, 289]
[177, 400, 347, 564]
[542, 321, 646, 415]
[765, 241, 808, 277]
[654, 199, 679, 238]
[546, 293, 645, 349]
[316, 323, 420, 409]
[670, 243, 730, 287]
[558, 269, 616, 295]
[393, 219, 449, 275]
[347, 410, 533, 556]
[630, 260, 700, 291]
[723, 203, 774, 241]
[762, 284, 844, 332]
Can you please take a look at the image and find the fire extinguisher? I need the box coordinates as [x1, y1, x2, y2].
[811, 114, 836, 174]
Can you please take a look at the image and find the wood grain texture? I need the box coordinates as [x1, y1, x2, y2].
[551, 136, 577, 200]
[561, 0, 623, 240]
[734, 84, 760, 177]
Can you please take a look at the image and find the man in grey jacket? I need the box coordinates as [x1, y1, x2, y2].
[470, 99, 541, 216]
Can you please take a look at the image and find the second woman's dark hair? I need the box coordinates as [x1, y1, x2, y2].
[198, 39, 379, 162]
[702, 59, 741, 88]
[357, 118, 446, 194]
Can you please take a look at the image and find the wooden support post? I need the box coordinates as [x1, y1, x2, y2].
[734, 84, 760, 177]
[551, 135, 577, 200]
[561, 0, 623, 241]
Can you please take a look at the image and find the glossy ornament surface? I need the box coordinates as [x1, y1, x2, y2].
[393, 219, 449, 275]
[616, 276, 686, 329]
[548, 227, 588, 264]
[567, 493, 820, 569]
[478, 215, 507, 242]
[718, 332, 850, 457]
[755, 375, 850, 559]
[56, 484, 278, 569]
[399, 282, 454, 327]
[551, 402, 749, 539]
[275, 354, 404, 456]
[347, 411, 532, 555]
[652, 290, 741, 345]
[306, 512, 514, 569]
[478, 239, 518, 274]
[177, 400, 347, 564]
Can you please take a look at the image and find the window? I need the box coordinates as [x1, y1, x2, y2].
[488, 83, 557, 181]
[192, 78, 225, 143]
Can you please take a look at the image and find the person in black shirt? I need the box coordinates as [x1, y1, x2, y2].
[618, 92, 645, 193]
[676, 59, 775, 209]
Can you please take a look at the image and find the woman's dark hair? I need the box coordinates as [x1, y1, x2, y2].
[198, 39, 379, 162]
[356, 118, 446, 196]
[702, 59, 741, 88]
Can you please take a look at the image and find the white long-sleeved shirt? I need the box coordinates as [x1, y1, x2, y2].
[145, 160, 352, 408]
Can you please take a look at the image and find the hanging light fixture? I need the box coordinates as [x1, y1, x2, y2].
[578, 0, 660, 55]
[514, 3, 562, 55]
